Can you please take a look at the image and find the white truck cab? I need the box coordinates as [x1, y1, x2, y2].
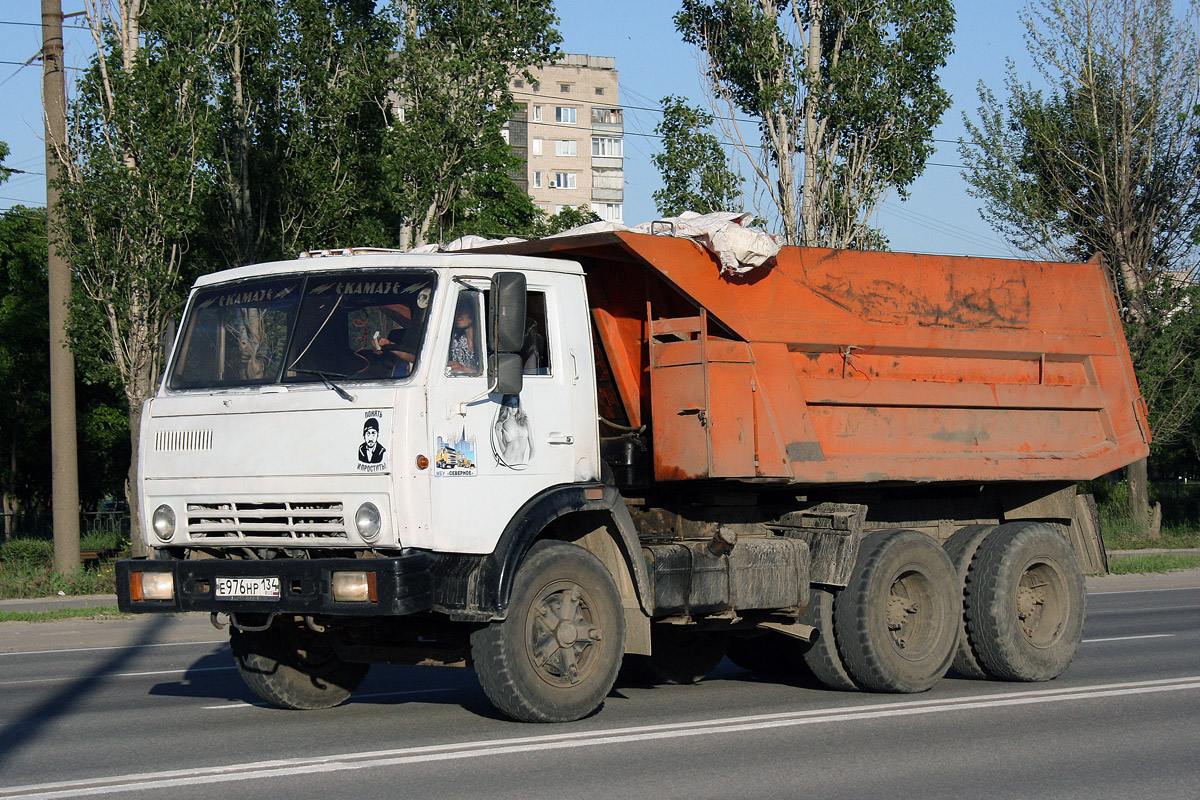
[140, 250, 599, 559]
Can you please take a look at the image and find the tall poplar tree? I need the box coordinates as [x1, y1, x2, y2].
[960, 0, 1200, 529]
[676, 0, 954, 248]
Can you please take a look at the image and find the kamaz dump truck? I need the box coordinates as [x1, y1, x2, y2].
[116, 230, 1149, 722]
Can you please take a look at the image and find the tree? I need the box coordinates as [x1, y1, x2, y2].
[55, 0, 221, 550]
[675, 0, 955, 248]
[0, 204, 51, 534]
[652, 95, 743, 217]
[960, 0, 1200, 530]
[204, 0, 401, 269]
[56, 1, 407, 545]
[0, 203, 130, 533]
[386, 0, 561, 248]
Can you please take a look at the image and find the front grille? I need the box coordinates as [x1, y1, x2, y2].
[186, 500, 348, 541]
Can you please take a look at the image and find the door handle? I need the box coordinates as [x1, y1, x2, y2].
[547, 433, 574, 445]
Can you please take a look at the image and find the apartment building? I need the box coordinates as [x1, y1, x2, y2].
[507, 54, 624, 223]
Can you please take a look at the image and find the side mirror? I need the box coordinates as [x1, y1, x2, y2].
[488, 272, 527, 395]
[490, 272, 527, 354]
[489, 353, 523, 395]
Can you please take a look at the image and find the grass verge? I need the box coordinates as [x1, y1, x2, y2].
[0, 606, 125, 623]
[1107, 553, 1200, 575]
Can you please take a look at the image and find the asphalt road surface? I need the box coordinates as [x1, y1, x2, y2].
[0, 580, 1196, 800]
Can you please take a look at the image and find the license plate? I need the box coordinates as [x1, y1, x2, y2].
[215, 576, 281, 600]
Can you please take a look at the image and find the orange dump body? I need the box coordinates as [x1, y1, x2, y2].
[486, 231, 1150, 486]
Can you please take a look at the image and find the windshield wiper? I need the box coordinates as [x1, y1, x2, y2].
[292, 369, 356, 403]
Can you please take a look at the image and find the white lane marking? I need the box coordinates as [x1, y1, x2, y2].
[1088, 604, 1200, 618]
[0, 640, 227, 658]
[3, 675, 1199, 799]
[202, 687, 458, 710]
[1089, 586, 1200, 596]
[1082, 633, 1176, 643]
[0, 666, 237, 687]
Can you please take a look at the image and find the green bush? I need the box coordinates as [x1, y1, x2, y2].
[80, 528, 129, 552]
[0, 538, 54, 565]
[0, 558, 117, 600]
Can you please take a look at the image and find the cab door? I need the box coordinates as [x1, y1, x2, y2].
[425, 274, 580, 555]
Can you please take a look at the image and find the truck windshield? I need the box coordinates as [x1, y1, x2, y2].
[167, 271, 435, 390]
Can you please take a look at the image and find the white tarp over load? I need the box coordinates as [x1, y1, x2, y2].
[433, 210, 781, 276]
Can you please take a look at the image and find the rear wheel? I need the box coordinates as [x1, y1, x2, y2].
[834, 530, 958, 693]
[942, 524, 998, 679]
[964, 522, 1085, 681]
[799, 587, 859, 691]
[622, 624, 727, 685]
[471, 540, 625, 722]
[231, 620, 368, 710]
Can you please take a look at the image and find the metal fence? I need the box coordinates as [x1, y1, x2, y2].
[1, 510, 130, 542]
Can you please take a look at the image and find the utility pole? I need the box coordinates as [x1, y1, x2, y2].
[43, 0, 81, 572]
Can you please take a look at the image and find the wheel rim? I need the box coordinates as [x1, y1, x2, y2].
[885, 568, 942, 662]
[1016, 560, 1067, 648]
[525, 578, 604, 688]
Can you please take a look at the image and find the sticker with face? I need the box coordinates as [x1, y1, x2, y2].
[357, 415, 387, 471]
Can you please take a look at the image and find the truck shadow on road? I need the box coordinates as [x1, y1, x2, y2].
[148, 654, 502, 718]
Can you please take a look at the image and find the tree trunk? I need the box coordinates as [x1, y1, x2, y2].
[800, 0, 822, 246]
[126, 402, 146, 557]
[1124, 457, 1159, 539]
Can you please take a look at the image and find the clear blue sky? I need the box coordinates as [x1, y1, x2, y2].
[0, 2, 1035, 257]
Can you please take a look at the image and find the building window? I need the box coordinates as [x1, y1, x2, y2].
[533, 171, 542, 188]
[555, 106, 577, 124]
[590, 203, 623, 222]
[559, 83, 571, 93]
[595, 87, 604, 96]
[591, 107, 623, 125]
[514, 80, 524, 88]
[532, 105, 542, 122]
[591, 136, 622, 158]
[555, 205, 568, 215]
[553, 172, 577, 190]
[555, 140, 578, 157]
[531, 81, 540, 91]
[531, 138, 542, 155]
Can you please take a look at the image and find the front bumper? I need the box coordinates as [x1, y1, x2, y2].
[116, 552, 433, 616]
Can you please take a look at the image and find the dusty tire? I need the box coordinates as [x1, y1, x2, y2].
[799, 587, 859, 691]
[622, 624, 727, 685]
[942, 524, 998, 679]
[834, 530, 958, 693]
[230, 621, 368, 710]
[471, 540, 625, 722]
[964, 522, 1085, 682]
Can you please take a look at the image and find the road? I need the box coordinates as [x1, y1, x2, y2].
[0, 580, 1196, 800]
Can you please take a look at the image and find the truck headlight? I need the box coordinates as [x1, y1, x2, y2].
[355, 502, 381, 542]
[152, 504, 176, 541]
[332, 571, 377, 602]
[130, 571, 174, 601]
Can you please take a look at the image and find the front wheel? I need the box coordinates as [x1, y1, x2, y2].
[471, 540, 625, 722]
[230, 620, 369, 710]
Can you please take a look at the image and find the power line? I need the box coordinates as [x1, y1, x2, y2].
[0, 19, 90, 31]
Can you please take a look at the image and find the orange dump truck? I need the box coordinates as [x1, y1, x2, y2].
[117, 229, 1147, 723]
